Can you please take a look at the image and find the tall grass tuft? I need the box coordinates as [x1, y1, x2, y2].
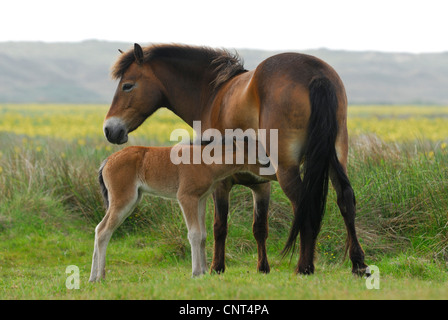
[1, 131, 447, 265]
[347, 134, 448, 263]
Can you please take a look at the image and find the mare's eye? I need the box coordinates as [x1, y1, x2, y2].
[122, 83, 134, 92]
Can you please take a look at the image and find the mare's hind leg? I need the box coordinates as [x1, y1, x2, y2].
[329, 166, 368, 276]
[210, 178, 233, 274]
[89, 190, 141, 282]
[277, 166, 317, 274]
[249, 182, 271, 273]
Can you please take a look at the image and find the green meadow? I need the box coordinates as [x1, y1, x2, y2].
[0, 104, 447, 300]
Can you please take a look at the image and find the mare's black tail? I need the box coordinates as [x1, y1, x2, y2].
[282, 77, 339, 257]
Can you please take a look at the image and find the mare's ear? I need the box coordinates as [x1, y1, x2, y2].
[134, 43, 144, 65]
[118, 49, 124, 54]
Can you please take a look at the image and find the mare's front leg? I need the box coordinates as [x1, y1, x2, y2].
[210, 178, 233, 274]
[249, 182, 271, 273]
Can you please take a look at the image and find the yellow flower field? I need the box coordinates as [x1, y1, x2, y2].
[1, 104, 448, 143]
[0, 104, 193, 144]
[347, 105, 448, 142]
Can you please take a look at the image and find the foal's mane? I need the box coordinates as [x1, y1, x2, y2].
[112, 44, 247, 89]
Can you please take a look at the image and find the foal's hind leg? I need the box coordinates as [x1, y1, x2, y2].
[329, 166, 368, 276]
[90, 212, 115, 282]
[89, 191, 141, 282]
[249, 182, 271, 273]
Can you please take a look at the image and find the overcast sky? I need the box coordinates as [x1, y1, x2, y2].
[2, 0, 447, 53]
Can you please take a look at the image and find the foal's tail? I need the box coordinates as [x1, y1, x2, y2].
[282, 77, 339, 257]
[98, 159, 109, 209]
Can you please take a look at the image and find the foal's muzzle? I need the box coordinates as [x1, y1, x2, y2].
[103, 117, 129, 144]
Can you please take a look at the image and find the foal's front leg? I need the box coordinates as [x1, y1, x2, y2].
[178, 195, 207, 277]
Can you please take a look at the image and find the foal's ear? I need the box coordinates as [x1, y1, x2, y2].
[118, 49, 124, 54]
[134, 43, 144, 65]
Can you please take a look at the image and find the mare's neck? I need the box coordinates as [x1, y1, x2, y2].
[151, 59, 216, 127]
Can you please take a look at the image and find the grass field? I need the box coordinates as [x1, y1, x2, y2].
[0, 104, 447, 301]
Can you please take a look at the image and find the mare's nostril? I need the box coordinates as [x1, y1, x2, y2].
[103, 119, 127, 144]
[104, 127, 110, 139]
[117, 129, 125, 141]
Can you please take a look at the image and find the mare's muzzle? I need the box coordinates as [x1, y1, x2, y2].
[103, 117, 129, 144]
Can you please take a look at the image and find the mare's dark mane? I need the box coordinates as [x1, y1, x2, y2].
[112, 44, 247, 89]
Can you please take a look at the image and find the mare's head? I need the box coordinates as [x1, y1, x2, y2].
[104, 43, 165, 144]
[103, 43, 246, 144]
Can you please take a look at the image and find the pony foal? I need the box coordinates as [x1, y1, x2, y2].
[89, 141, 259, 282]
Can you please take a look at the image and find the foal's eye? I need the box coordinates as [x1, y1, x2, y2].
[122, 83, 134, 92]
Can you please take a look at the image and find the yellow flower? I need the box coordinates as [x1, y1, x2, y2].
[77, 139, 86, 146]
[441, 142, 447, 150]
[426, 151, 435, 159]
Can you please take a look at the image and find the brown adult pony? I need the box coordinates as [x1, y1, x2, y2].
[103, 43, 368, 275]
